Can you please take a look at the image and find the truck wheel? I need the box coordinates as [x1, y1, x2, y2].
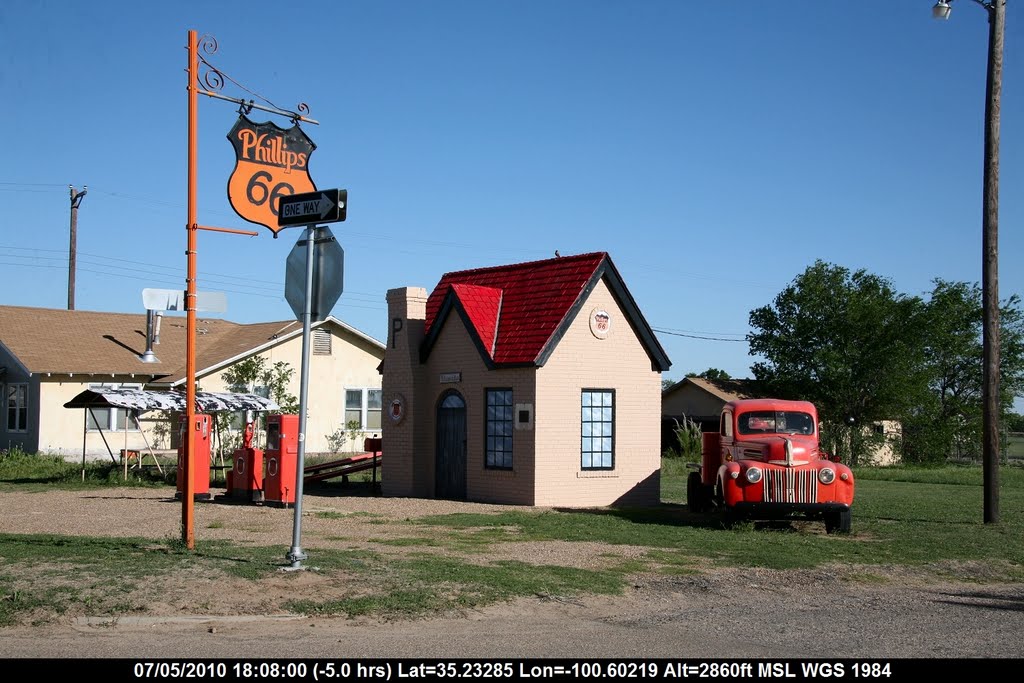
[687, 472, 709, 513]
[825, 509, 852, 535]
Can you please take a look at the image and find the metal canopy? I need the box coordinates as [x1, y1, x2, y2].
[63, 387, 279, 413]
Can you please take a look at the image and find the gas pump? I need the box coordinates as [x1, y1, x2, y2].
[264, 413, 299, 507]
[176, 413, 212, 501]
[228, 414, 264, 503]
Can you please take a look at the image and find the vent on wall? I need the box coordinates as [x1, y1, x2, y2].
[313, 328, 332, 355]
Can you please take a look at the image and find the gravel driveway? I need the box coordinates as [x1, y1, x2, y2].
[1, 487, 1022, 659]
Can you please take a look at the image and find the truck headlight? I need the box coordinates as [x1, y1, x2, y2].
[819, 467, 836, 484]
[745, 466, 762, 484]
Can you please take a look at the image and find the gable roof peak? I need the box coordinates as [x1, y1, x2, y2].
[418, 251, 670, 372]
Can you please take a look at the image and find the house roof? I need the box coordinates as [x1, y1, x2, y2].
[664, 376, 761, 402]
[420, 252, 671, 371]
[0, 305, 384, 384]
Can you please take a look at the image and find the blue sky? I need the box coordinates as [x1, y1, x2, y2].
[1, 1, 1021, 394]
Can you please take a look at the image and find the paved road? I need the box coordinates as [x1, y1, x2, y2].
[2, 576, 1022, 660]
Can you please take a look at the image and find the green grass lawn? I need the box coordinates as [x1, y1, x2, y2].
[1, 447, 1022, 625]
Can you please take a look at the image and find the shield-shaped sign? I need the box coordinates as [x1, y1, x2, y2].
[226, 115, 317, 235]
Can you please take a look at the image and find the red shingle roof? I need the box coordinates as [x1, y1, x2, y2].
[448, 284, 503, 357]
[425, 252, 607, 365]
[421, 252, 671, 372]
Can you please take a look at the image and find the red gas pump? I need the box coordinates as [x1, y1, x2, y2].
[176, 413, 212, 501]
[228, 420, 264, 503]
[264, 413, 299, 507]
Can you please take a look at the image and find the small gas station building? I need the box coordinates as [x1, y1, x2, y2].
[381, 252, 671, 507]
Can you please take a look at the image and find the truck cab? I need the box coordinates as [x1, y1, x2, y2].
[687, 398, 854, 534]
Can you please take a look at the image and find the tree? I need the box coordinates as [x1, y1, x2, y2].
[262, 361, 300, 414]
[748, 261, 929, 465]
[686, 368, 732, 381]
[221, 356, 299, 413]
[904, 280, 1024, 462]
[219, 356, 300, 453]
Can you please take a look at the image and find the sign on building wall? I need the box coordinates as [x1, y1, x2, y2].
[226, 115, 317, 234]
[589, 308, 611, 339]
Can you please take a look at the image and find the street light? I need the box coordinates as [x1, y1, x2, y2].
[932, 0, 1006, 524]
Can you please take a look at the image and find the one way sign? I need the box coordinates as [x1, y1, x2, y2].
[278, 188, 347, 227]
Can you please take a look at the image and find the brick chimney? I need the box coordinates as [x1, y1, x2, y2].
[381, 287, 428, 496]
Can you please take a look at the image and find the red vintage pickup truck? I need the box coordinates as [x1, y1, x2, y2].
[687, 398, 855, 534]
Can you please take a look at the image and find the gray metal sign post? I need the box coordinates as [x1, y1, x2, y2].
[279, 190, 347, 571]
[284, 225, 315, 570]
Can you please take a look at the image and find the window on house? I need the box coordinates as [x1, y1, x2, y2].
[581, 389, 614, 470]
[344, 388, 383, 430]
[6, 383, 27, 432]
[367, 389, 382, 430]
[486, 389, 513, 469]
[313, 328, 332, 355]
[85, 383, 141, 432]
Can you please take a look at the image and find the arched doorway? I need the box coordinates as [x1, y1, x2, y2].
[435, 391, 467, 500]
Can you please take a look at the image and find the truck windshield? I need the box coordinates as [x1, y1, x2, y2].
[738, 411, 814, 436]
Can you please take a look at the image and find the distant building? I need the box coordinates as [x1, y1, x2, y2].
[382, 252, 671, 507]
[0, 306, 384, 458]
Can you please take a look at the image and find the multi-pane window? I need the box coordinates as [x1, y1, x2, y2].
[345, 388, 383, 430]
[5, 384, 27, 432]
[85, 384, 140, 432]
[486, 389, 513, 469]
[581, 389, 614, 470]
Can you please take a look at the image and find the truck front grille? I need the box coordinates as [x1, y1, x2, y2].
[762, 469, 818, 503]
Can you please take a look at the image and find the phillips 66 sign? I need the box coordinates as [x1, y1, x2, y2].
[226, 114, 317, 235]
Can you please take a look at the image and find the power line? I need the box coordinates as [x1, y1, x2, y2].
[0, 260, 387, 311]
[0, 244, 384, 301]
[6, 257, 749, 328]
[652, 327, 749, 343]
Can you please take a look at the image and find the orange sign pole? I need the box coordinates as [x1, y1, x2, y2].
[184, 29, 199, 549]
[181, 29, 315, 548]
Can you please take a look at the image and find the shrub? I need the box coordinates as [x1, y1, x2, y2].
[664, 417, 702, 463]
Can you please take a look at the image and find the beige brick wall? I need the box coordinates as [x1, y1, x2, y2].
[382, 278, 662, 508]
[383, 286, 538, 504]
[418, 313, 538, 505]
[382, 288, 428, 497]
[534, 279, 662, 507]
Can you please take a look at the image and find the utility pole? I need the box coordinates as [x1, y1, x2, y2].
[980, 0, 1005, 524]
[68, 185, 87, 310]
[933, 0, 1006, 524]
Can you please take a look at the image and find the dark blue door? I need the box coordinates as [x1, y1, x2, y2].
[436, 392, 467, 500]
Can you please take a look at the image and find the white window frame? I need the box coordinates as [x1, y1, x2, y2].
[344, 387, 383, 431]
[5, 383, 28, 433]
[86, 383, 142, 432]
